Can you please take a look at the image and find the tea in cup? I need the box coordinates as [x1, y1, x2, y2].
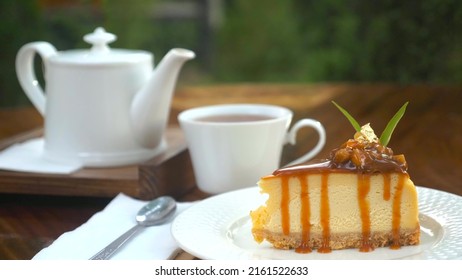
[178, 104, 326, 194]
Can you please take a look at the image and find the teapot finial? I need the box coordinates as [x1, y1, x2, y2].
[84, 27, 116, 54]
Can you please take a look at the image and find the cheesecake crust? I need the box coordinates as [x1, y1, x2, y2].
[252, 226, 420, 251]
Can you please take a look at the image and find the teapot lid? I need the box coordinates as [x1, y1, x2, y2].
[49, 27, 151, 65]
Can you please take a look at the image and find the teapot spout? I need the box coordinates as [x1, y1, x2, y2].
[131, 48, 195, 149]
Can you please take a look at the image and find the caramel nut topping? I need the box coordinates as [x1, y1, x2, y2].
[274, 124, 408, 176]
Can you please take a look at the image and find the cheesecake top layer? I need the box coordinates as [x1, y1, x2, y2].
[274, 124, 408, 176]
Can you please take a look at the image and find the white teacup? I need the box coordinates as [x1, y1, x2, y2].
[178, 104, 326, 194]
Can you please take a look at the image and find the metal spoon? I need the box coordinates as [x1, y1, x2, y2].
[90, 196, 177, 260]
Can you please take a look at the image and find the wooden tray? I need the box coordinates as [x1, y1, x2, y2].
[0, 127, 196, 200]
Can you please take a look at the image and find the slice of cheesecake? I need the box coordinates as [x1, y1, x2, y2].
[251, 124, 420, 253]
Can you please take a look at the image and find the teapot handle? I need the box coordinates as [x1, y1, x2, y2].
[16, 42, 57, 116]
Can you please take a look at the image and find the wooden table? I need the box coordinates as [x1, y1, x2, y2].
[0, 84, 461, 259]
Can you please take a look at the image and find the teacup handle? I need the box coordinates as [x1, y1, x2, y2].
[285, 119, 326, 166]
[16, 42, 57, 116]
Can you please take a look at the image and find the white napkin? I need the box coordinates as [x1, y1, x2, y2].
[33, 193, 195, 260]
[0, 138, 82, 174]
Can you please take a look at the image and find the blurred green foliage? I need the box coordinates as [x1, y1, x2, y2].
[215, 0, 304, 81]
[216, 0, 462, 83]
[1, 0, 461, 107]
[1, 0, 42, 107]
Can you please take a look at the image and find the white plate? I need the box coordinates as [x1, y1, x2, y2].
[171, 186, 462, 260]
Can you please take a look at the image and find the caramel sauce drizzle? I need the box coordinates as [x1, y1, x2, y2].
[358, 174, 373, 252]
[391, 174, 405, 249]
[295, 175, 312, 253]
[318, 173, 331, 253]
[280, 176, 290, 235]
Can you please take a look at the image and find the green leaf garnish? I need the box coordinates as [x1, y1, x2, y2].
[379, 102, 409, 146]
[331, 101, 361, 132]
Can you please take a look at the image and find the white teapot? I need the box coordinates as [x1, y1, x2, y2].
[16, 27, 195, 167]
